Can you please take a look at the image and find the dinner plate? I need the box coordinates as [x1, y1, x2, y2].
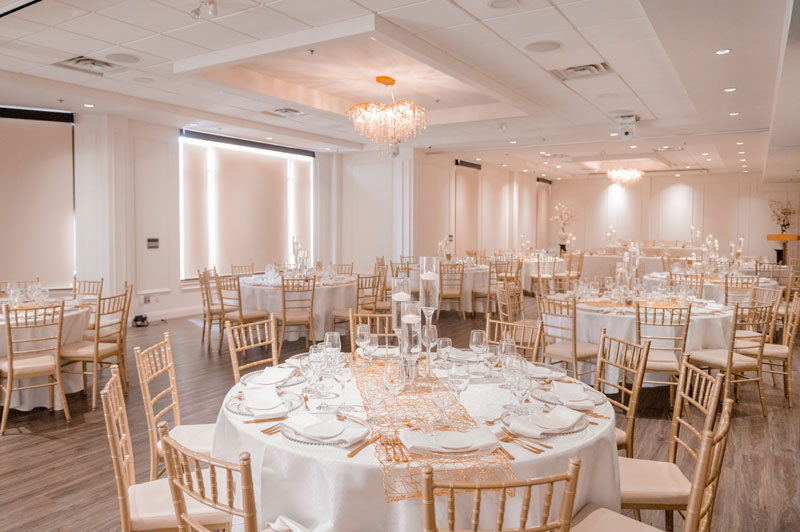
[241, 370, 304, 389]
[501, 411, 590, 437]
[304, 420, 346, 440]
[224, 392, 303, 418]
[528, 411, 577, 431]
[433, 431, 473, 450]
[528, 364, 567, 380]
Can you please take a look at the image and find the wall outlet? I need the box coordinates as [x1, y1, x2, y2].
[143, 295, 151, 304]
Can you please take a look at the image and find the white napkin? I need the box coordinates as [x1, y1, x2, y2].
[245, 386, 288, 418]
[447, 348, 477, 362]
[509, 406, 583, 438]
[356, 346, 399, 358]
[268, 516, 334, 532]
[284, 357, 304, 369]
[283, 412, 369, 445]
[399, 427, 498, 454]
[250, 366, 295, 386]
[544, 381, 594, 411]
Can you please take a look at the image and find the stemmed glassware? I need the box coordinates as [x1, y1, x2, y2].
[400, 301, 422, 390]
[446, 362, 470, 403]
[364, 333, 379, 361]
[364, 379, 385, 425]
[469, 329, 488, 374]
[306, 345, 327, 399]
[437, 337, 452, 366]
[383, 359, 406, 422]
[355, 324, 370, 356]
[509, 373, 533, 414]
[419, 257, 439, 374]
[430, 382, 453, 426]
[422, 324, 438, 380]
[332, 353, 356, 411]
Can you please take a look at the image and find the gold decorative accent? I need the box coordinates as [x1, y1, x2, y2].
[352, 356, 514, 502]
[348, 76, 426, 148]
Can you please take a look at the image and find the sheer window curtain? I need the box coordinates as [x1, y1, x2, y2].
[180, 137, 314, 279]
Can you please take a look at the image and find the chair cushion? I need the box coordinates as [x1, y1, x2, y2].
[224, 310, 269, 323]
[441, 290, 461, 299]
[374, 300, 391, 312]
[544, 341, 598, 361]
[61, 340, 119, 360]
[156, 423, 216, 456]
[571, 503, 660, 532]
[331, 307, 351, 319]
[619, 456, 691, 506]
[616, 426, 627, 447]
[279, 310, 311, 324]
[644, 350, 680, 373]
[688, 348, 759, 371]
[0, 352, 57, 377]
[128, 469, 231, 530]
[735, 329, 761, 339]
[739, 342, 790, 359]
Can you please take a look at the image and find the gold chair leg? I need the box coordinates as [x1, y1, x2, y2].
[49, 376, 54, 410]
[665, 510, 674, 532]
[91, 363, 99, 411]
[81, 361, 87, 393]
[56, 369, 70, 423]
[201, 313, 207, 344]
[633, 509, 642, 522]
[0, 377, 11, 435]
[757, 373, 768, 417]
[785, 362, 793, 408]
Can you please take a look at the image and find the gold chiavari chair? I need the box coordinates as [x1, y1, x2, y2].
[486, 315, 541, 361]
[421, 458, 582, 532]
[538, 272, 570, 296]
[572, 398, 734, 532]
[389, 260, 417, 300]
[787, 256, 800, 273]
[333, 262, 354, 276]
[61, 288, 129, 410]
[594, 329, 650, 458]
[216, 274, 269, 350]
[1, 301, 70, 434]
[496, 280, 535, 327]
[331, 273, 379, 333]
[134, 332, 216, 481]
[437, 263, 465, 320]
[465, 249, 478, 261]
[277, 276, 315, 352]
[198, 268, 223, 344]
[668, 272, 704, 299]
[536, 296, 598, 379]
[530, 254, 558, 294]
[618, 355, 723, 531]
[723, 274, 757, 306]
[688, 303, 771, 416]
[231, 263, 255, 277]
[101, 368, 232, 532]
[201, 268, 226, 345]
[471, 259, 508, 319]
[0, 278, 40, 296]
[738, 294, 800, 407]
[400, 255, 418, 265]
[567, 251, 584, 280]
[746, 285, 783, 342]
[635, 303, 691, 406]
[348, 309, 396, 353]
[159, 423, 255, 532]
[73, 276, 103, 300]
[661, 254, 675, 273]
[225, 316, 279, 383]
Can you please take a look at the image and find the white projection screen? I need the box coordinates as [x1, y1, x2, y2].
[0, 116, 75, 288]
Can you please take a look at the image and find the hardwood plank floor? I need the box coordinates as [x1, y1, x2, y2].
[0, 300, 797, 531]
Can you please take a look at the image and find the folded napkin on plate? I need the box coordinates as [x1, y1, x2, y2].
[447, 348, 477, 362]
[284, 357, 305, 369]
[544, 381, 594, 410]
[399, 427, 498, 454]
[268, 516, 334, 532]
[249, 366, 295, 386]
[245, 386, 289, 418]
[356, 346, 399, 358]
[282, 412, 368, 445]
[508, 406, 584, 438]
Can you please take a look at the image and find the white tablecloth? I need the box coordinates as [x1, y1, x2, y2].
[401, 265, 490, 314]
[581, 255, 663, 280]
[642, 272, 779, 304]
[240, 277, 356, 342]
[0, 306, 90, 411]
[521, 258, 566, 284]
[213, 367, 619, 531]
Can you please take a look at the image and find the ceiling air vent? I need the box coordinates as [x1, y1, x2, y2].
[54, 56, 123, 75]
[549, 62, 614, 82]
[272, 108, 307, 117]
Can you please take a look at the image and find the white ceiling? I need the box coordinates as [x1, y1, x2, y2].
[0, 0, 795, 180]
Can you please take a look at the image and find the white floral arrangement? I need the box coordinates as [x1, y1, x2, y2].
[550, 202, 575, 232]
[769, 200, 796, 233]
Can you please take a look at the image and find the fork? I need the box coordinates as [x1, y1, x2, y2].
[500, 435, 542, 454]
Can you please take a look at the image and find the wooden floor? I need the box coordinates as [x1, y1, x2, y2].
[0, 300, 798, 531]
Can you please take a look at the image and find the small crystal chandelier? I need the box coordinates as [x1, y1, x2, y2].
[607, 167, 644, 186]
[348, 76, 426, 148]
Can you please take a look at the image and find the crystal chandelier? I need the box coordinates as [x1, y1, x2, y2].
[607, 167, 644, 186]
[348, 76, 426, 148]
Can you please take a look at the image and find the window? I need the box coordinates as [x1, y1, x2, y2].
[179, 134, 314, 279]
[0, 115, 75, 288]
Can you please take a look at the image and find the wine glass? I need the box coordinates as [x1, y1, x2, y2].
[333, 354, 356, 411]
[306, 345, 326, 399]
[364, 333, 379, 360]
[421, 324, 437, 381]
[324, 331, 341, 363]
[355, 324, 370, 355]
[436, 337, 452, 366]
[364, 379, 385, 425]
[447, 362, 470, 403]
[383, 359, 406, 422]
[430, 382, 453, 426]
[510, 374, 533, 414]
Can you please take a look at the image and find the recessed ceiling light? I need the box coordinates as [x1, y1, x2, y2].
[609, 133, 618, 137]
[325, 148, 331, 151]
[544, 161, 548, 165]
[724, 87, 736, 92]
[738, 151, 745, 154]
[629, 145, 637, 149]
[501, 164, 507, 167]
[266, 136, 273, 140]
[523, 169, 528, 172]
[83, 103, 94, 108]
[706, 158, 712, 161]
[557, 177, 562, 180]
[736, 141, 744, 145]
[715, 48, 731, 55]
[685, 165, 691, 169]
[188, 123, 197, 127]
[675, 174, 681, 177]
[740, 158, 746, 162]
[525, 40, 562, 53]
[662, 145, 669, 149]
[476, 157, 481, 161]
[369, 36, 377, 41]
[509, 140, 517, 144]
[702, 152, 709, 156]
[729, 112, 739, 116]
[555, 165, 561, 168]
[743, 170, 749, 173]
[539, 151, 546, 155]
[540, 173, 546, 177]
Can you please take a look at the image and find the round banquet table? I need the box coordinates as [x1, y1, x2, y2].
[212, 363, 620, 532]
[0, 303, 90, 411]
[641, 272, 779, 304]
[401, 265, 490, 314]
[239, 276, 356, 342]
[581, 255, 664, 280]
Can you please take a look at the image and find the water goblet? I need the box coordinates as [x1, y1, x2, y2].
[355, 324, 370, 355]
[446, 362, 470, 403]
[430, 383, 453, 426]
[364, 379, 385, 425]
[436, 337, 452, 366]
[383, 359, 406, 423]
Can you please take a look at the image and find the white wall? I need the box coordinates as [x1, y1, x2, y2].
[550, 175, 800, 260]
